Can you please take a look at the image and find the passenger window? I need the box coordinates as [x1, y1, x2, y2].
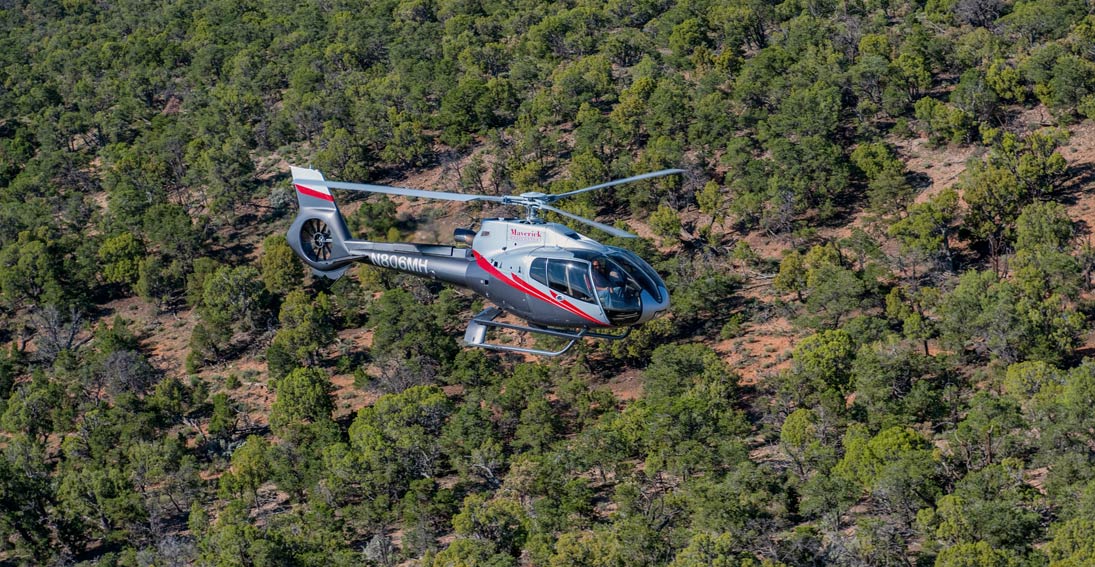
[567, 262, 594, 303]
[547, 260, 568, 295]
[530, 258, 547, 286]
[546, 260, 593, 303]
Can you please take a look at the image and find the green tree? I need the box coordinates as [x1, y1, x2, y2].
[834, 425, 938, 527]
[348, 385, 453, 493]
[267, 290, 335, 380]
[669, 532, 780, 566]
[452, 494, 529, 556]
[940, 269, 1083, 364]
[208, 392, 238, 442]
[189, 264, 269, 368]
[194, 499, 268, 566]
[668, 18, 710, 62]
[802, 261, 865, 328]
[649, 204, 682, 243]
[142, 203, 201, 261]
[914, 97, 974, 145]
[55, 464, 147, 545]
[430, 537, 517, 567]
[774, 250, 808, 302]
[1046, 518, 1095, 566]
[186, 131, 257, 218]
[0, 231, 66, 307]
[548, 529, 622, 567]
[791, 329, 855, 393]
[513, 396, 561, 455]
[918, 460, 1041, 552]
[934, 541, 1021, 567]
[850, 142, 903, 180]
[315, 125, 372, 181]
[136, 255, 187, 310]
[1002, 360, 1062, 402]
[382, 108, 432, 167]
[889, 189, 960, 270]
[1012, 200, 1080, 300]
[269, 367, 334, 438]
[982, 127, 1068, 200]
[951, 68, 999, 122]
[0, 444, 55, 562]
[779, 407, 838, 480]
[633, 344, 748, 475]
[347, 196, 398, 241]
[199, 265, 268, 335]
[856, 334, 943, 416]
[260, 234, 303, 296]
[948, 392, 1025, 470]
[369, 288, 458, 378]
[1035, 55, 1095, 118]
[219, 435, 270, 501]
[441, 403, 504, 486]
[98, 232, 145, 291]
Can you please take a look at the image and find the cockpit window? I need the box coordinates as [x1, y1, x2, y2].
[606, 247, 663, 303]
[590, 255, 642, 324]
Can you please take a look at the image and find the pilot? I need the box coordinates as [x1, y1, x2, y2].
[591, 259, 623, 307]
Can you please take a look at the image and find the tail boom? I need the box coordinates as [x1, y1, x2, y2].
[346, 242, 474, 287]
[287, 166, 473, 286]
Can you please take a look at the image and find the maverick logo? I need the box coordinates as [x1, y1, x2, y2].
[368, 253, 430, 274]
[510, 228, 543, 239]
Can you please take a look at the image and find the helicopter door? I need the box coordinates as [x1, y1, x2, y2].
[528, 258, 599, 322]
[549, 260, 595, 303]
[590, 255, 642, 325]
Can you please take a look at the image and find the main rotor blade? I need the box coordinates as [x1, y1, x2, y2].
[546, 169, 686, 202]
[323, 180, 507, 203]
[540, 204, 636, 238]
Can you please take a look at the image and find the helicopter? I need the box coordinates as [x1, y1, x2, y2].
[286, 165, 683, 356]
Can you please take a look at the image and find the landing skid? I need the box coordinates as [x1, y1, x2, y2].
[463, 307, 630, 356]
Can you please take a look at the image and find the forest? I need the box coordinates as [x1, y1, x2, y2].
[4, 0, 1095, 565]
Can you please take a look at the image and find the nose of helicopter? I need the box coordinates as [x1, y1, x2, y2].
[637, 282, 670, 324]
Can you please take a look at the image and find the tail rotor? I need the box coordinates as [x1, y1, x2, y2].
[300, 218, 334, 262]
[287, 167, 354, 279]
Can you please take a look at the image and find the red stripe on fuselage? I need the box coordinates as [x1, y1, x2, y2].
[473, 251, 607, 326]
[295, 184, 334, 202]
[513, 274, 605, 326]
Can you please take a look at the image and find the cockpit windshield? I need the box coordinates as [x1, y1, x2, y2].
[605, 247, 663, 303]
[589, 255, 642, 325]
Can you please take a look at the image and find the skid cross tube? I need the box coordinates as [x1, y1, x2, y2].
[464, 308, 631, 356]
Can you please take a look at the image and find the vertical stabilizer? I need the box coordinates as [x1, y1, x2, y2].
[286, 166, 353, 280]
[291, 166, 340, 212]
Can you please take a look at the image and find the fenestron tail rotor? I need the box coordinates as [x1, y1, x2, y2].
[301, 218, 333, 262]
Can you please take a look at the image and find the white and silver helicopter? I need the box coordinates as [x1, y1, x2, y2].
[286, 166, 682, 356]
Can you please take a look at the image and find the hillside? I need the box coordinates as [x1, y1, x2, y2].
[5, 0, 1095, 566]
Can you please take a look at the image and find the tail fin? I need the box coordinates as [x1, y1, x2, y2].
[291, 166, 340, 212]
[287, 166, 354, 280]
